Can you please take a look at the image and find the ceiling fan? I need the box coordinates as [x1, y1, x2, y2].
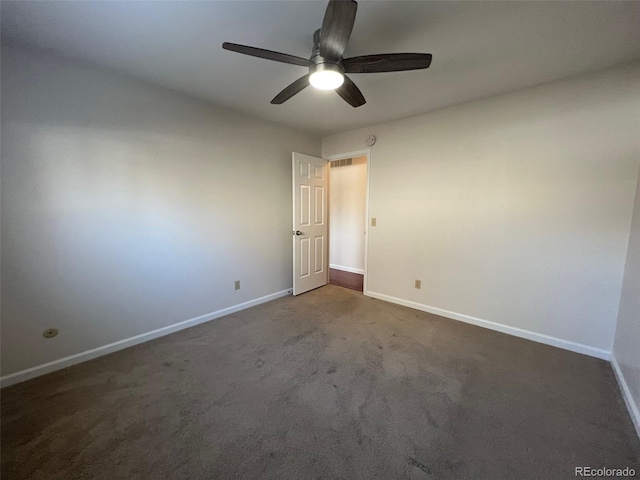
[222, 0, 432, 108]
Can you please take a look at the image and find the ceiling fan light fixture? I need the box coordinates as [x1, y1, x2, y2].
[308, 62, 344, 90]
[309, 70, 344, 90]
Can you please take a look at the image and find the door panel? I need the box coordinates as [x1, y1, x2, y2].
[300, 184, 310, 226]
[314, 186, 324, 224]
[293, 152, 328, 295]
[300, 237, 310, 278]
[314, 236, 324, 273]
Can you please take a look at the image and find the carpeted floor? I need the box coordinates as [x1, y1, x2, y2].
[2, 285, 639, 479]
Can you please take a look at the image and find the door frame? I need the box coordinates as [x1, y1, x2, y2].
[324, 149, 371, 294]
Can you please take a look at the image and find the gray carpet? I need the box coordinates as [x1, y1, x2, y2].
[2, 285, 639, 479]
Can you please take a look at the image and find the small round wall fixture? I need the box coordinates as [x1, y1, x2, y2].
[365, 135, 376, 146]
[43, 328, 59, 338]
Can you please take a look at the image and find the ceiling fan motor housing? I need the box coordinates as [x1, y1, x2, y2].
[310, 28, 343, 76]
[309, 48, 344, 77]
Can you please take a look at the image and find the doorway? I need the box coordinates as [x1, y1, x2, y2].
[328, 154, 368, 292]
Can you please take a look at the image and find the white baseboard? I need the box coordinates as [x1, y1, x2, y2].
[365, 290, 611, 360]
[611, 355, 640, 440]
[0, 289, 292, 388]
[330, 264, 364, 275]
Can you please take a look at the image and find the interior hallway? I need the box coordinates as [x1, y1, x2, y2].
[329, 268, 364, 292]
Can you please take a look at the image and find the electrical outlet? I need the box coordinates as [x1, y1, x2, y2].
[43, 328, 58, 338]
[371, 218, 377, 227]
[415, 279, 421, 289]
[234, 280, 240, 290]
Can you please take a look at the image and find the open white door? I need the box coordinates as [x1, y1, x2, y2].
[292, 152, 328, 295]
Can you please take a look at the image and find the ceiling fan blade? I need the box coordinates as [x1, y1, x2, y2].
[343, 53, 432, 73]
[319, 0, 358, 60]
[271, 75, 310, 104]
[222, 42, 311, 67]
[336, 75, 365, 108]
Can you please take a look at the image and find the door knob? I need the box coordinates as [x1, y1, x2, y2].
[294, 230, 304, 236]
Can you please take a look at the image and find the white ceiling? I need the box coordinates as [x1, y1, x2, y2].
[2, 1, 639, 137]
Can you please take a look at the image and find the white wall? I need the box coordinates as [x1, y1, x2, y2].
[330, 156, 367, 274]
[0, 46, 320, 380]
[323, 62, 640, 358]
[612, 172, 640, 437]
